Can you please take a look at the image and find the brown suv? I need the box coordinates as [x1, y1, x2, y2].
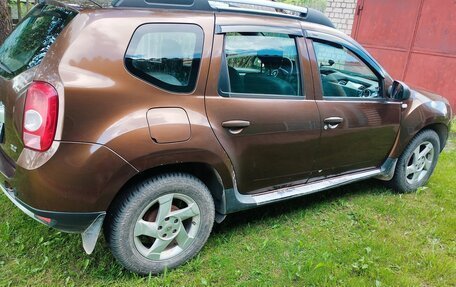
[0, 0, 452, 275]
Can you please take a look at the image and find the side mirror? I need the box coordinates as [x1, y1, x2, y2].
[320, 59, 335, 67]
[389, 80, 411, 101]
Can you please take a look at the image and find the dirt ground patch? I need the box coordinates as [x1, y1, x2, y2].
[446, 132, 456, 151]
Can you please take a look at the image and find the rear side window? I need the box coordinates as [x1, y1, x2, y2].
[125, 24, 204, 93]
[220, 32, 302, 98]
[0, 3, 77, 79]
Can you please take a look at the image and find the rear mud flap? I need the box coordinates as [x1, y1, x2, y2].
[81, 213, 106, 254]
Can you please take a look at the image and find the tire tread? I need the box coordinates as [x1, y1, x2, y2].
[389, 129, 440, 193]
[104, 172, 215, 275]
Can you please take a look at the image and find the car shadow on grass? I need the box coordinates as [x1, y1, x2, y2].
[2, 178, 392, 283]
[33, 129, 456, 280]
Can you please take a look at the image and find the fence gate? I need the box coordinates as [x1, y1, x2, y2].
[352, 0, 456, 109]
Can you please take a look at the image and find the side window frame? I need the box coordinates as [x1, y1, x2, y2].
[307, 32, 388, 102]
[124, 23, 204, 94]
[217, 26, 306, 100]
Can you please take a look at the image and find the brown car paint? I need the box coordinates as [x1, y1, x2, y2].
[305, 37, 402, 175]
[0, 4, 452, 222]
[205, 13, 321, 193]
[389, 88, 452, 159]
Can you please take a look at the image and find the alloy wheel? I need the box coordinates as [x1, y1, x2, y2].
[133, 193, 201, 261]
[405, 141, 435, 185]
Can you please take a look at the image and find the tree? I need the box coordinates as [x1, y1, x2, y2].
[0, 0, 13, 45]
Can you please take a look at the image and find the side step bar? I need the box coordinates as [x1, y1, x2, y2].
[221, 158, 397, 214]
[252, 169, 381, 205]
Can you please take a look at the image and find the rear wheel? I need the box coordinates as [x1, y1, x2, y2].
[105, 173, 215, 275]
[390, 130, 440, 192]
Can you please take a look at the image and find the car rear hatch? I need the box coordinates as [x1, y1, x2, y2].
[0, 1, 78, 168]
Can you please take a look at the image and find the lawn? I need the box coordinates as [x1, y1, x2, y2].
[1, 125, 455, 287]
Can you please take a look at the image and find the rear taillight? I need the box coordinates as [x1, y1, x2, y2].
[23, 82, 59, 152]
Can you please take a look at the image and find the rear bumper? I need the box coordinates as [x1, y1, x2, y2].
[1, 183, 105, 233]
[0, 141, 136, 236]
[0, 141, 136, 213]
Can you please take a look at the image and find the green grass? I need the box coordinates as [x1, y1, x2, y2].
[1, 125, 455, 287]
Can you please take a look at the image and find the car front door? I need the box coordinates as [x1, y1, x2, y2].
[306, 33, 401, 179]
[205, 17, 321, 194]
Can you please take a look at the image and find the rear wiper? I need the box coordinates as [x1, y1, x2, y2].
[0, 60, 13, 75]
[82, 0, 111, 8]
[87, 0, 102, 8]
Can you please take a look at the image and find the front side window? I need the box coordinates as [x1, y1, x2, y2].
[313, 41, 381, 99]
[125, 24, 204, 93]
[221, 32, 302, 97]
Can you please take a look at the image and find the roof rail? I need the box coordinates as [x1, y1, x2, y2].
[112, 0, 335, 28]
[208, 0, 308, 17]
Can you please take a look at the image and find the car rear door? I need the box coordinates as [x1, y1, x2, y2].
[305, 31, 401, 178]
[205, 15, 321, 194]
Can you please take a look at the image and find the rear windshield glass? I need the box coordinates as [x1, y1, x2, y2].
[0, 3, 77, 79]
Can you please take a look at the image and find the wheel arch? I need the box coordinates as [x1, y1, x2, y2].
[106, 162, 229, 219]
[423, 122, 449, 152]
[389, 101, 451, 158]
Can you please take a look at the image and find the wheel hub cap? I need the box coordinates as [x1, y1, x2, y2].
[158, 216, 181, 240]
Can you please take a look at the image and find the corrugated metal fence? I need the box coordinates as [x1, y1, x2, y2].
[352, 0, 456, 109]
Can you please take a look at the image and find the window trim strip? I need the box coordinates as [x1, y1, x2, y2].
[305, 30, 386, 79]
[216, 25, 304, 37]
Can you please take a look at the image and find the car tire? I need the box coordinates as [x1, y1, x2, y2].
[104, 173, 215, 275]
[389, 129, 440, 193]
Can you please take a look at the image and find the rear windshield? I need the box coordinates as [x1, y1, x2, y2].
[0, 3, 77, 79]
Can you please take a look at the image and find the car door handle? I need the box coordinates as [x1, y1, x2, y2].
[222, 120, 250, 134]
[323, 117, 343, 130]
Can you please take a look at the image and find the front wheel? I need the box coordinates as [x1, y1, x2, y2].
[104, 173, 215, 275]
[389, 130, 440, 193]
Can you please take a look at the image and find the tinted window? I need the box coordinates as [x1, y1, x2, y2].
[125, 24, 204, 93]
[313, 41, 381, 99]
[221, 32, 302, 97]
[0, 4, 77, 79]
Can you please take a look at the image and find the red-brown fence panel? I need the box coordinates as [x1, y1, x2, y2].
[352, 0, 456, 109]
